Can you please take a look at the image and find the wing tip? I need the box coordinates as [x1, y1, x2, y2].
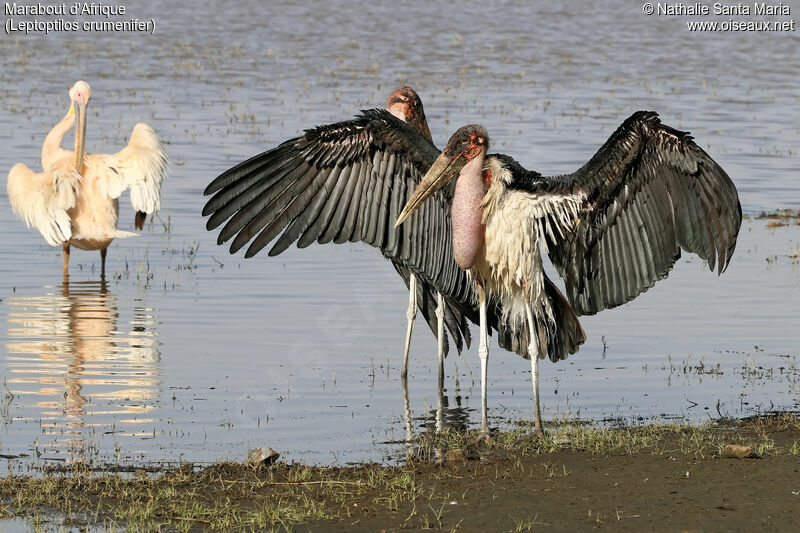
[243, 243, 260, 259]
[204, 178, 225, 196]
[229, 239, 244, 255]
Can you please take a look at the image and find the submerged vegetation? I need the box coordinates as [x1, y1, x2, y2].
[755, 208, 800, 228]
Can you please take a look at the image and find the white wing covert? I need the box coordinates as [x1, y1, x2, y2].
[95, 123, 167, 228]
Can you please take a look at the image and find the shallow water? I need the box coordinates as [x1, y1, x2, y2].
[0, 0, 798, 468]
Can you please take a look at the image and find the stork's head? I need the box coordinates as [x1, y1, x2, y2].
[387, 86, 432, 142]
[395, 125, 489, 227]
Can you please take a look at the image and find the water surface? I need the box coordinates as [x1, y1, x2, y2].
[1, 0, 798, 467]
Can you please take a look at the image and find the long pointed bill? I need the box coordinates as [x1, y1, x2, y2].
[395, 151, 467, 227]
[73, 101, 86, 174]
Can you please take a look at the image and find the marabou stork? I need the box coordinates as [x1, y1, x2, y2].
[396, 113, 742, 435]
[203, 89, 531, 430]
[384, 88, 447, 385]
[7, 80, 168, 276]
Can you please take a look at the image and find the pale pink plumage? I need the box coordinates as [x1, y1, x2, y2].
[7, 80, 167, 274]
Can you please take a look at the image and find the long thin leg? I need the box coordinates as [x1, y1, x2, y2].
[100, 247, 108, 277]
[435, 291, 446, 433]
[401, 273, 417, 379]
[525, 305, 544, 437]
[477, 282, 489, 434]
[435, 292, 445, 394]
[62, 244, 70, 277]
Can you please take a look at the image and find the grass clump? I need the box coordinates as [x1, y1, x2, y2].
[0, 461, 423, 531]
[412, 412, 800, 461]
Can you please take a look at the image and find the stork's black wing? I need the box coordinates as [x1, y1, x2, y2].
[204, 109, 483, 353]
[524, 111, 741, 316]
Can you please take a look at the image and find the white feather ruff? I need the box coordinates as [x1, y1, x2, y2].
[473, 163, 584, 343]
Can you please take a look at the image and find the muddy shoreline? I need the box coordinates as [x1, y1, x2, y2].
[2, 415, 799, 531]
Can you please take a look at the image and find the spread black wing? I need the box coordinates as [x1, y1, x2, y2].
[204, 109, 490, 353]
[525, 111, 741, 316]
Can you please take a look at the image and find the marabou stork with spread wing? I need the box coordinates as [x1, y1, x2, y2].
[203, 89, 528, 417]
[396, 112, 741, 435]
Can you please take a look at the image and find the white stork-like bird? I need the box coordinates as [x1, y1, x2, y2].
[203, 89, 528, 409]
[396, 114, 742, 435]
[7, 80, 168, 276]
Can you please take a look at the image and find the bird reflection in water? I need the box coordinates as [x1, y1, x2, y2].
[401, 373, 472, 455]
[5, 279, 160, 464]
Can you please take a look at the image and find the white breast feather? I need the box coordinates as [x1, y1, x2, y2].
[476, 178, 584, 332]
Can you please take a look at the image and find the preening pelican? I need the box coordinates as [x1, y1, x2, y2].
[396, 113, 742, 435]
[7, 80, 168, 276]
[203, 90, 530, 429]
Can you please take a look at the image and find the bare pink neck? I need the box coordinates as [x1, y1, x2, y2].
[450, 155, 487, 270]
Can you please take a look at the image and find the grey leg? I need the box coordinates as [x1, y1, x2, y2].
[402, 273, 417, 379]
[477, 283, 489, 434]
[436, 292, 445, 395]
[435, 292, 446, 432]
[525, 305, 544, 437]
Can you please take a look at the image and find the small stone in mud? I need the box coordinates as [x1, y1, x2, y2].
[720, 444, 759, 459]
[247, 447, 280, 467]
[446, 449, 465, 463]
